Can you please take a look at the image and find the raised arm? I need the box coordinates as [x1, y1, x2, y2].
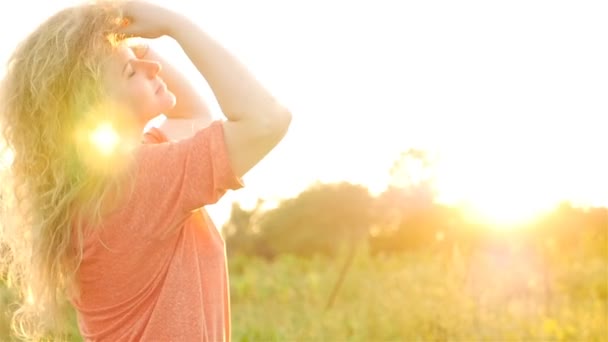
[121, 2, 292, 177]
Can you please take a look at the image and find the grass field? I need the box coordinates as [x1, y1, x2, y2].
[2, 242, 607, 341]
[229, 245, 607, 342]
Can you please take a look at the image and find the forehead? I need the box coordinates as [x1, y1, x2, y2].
[104, 44, 135, 74]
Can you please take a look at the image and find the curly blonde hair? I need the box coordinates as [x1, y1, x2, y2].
[0, 1, 138, 339]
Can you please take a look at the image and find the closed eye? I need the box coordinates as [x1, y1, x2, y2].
[122, 59, 136, 78]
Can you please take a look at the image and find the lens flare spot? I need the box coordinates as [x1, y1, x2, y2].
[0, 146, 14, 169]
[89, 122, 120, 156]
[26, 286, 35, 305]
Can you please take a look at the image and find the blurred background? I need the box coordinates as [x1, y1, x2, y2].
[1, 0, 607, 340]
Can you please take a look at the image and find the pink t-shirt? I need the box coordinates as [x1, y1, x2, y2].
[72, 121, 243, 341]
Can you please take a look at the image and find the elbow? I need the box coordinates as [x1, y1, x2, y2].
[261, 105, 292, 140]
[274, 107, 292, 135]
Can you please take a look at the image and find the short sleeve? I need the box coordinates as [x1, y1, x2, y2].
[131, 120, 243, 227]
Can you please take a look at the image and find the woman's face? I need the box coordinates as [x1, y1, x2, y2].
[103, 44, 176, 126]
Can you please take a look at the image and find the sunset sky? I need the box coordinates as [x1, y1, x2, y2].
[1, 0, 606, 227]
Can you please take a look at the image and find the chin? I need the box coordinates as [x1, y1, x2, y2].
[157, 92, 176, 113]
[137, 92, 175, 122]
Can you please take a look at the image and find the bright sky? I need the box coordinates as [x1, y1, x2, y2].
[1, 0, 607, 227]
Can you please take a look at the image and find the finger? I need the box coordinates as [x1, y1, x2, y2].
[120, 16, 132, 27]
[118, 19, 140, 37]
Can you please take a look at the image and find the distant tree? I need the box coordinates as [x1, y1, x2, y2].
[223, 200, 267, 257]
[253, 182, 373, 258]
[370, 149, 454, 254]
[388, 148, 437, 191]
[532, 202, 608, 259]
[584, 207, 608, 257]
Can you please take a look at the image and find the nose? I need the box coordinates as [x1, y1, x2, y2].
[134, 60, 161, 78]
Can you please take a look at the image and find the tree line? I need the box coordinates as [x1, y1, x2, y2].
[223, 150, 607, 260]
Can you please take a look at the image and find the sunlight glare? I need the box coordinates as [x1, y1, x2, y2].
[26, 286, 35, 305]
[463, 198, 551, 229]
[0, 145, 14, 169]
[434, 149, 560, 230]
[89, 122, 120, 156]
[72, 102, 140, 176]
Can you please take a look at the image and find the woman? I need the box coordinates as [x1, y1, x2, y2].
[0, 1, 291, 340]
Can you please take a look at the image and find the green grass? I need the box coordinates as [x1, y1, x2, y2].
[2, 245, 607, 341]
[229, 246, 607, 342]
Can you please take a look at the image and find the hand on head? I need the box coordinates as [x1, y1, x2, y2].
[119, 1, 180, 39]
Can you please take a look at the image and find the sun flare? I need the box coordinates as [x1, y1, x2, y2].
[461, 199, 552, 229]
[72, 104, 140, 176]
[89, 122, 120, 156]
[0, 143, 14, 169]
[433, 151, 563, 230]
